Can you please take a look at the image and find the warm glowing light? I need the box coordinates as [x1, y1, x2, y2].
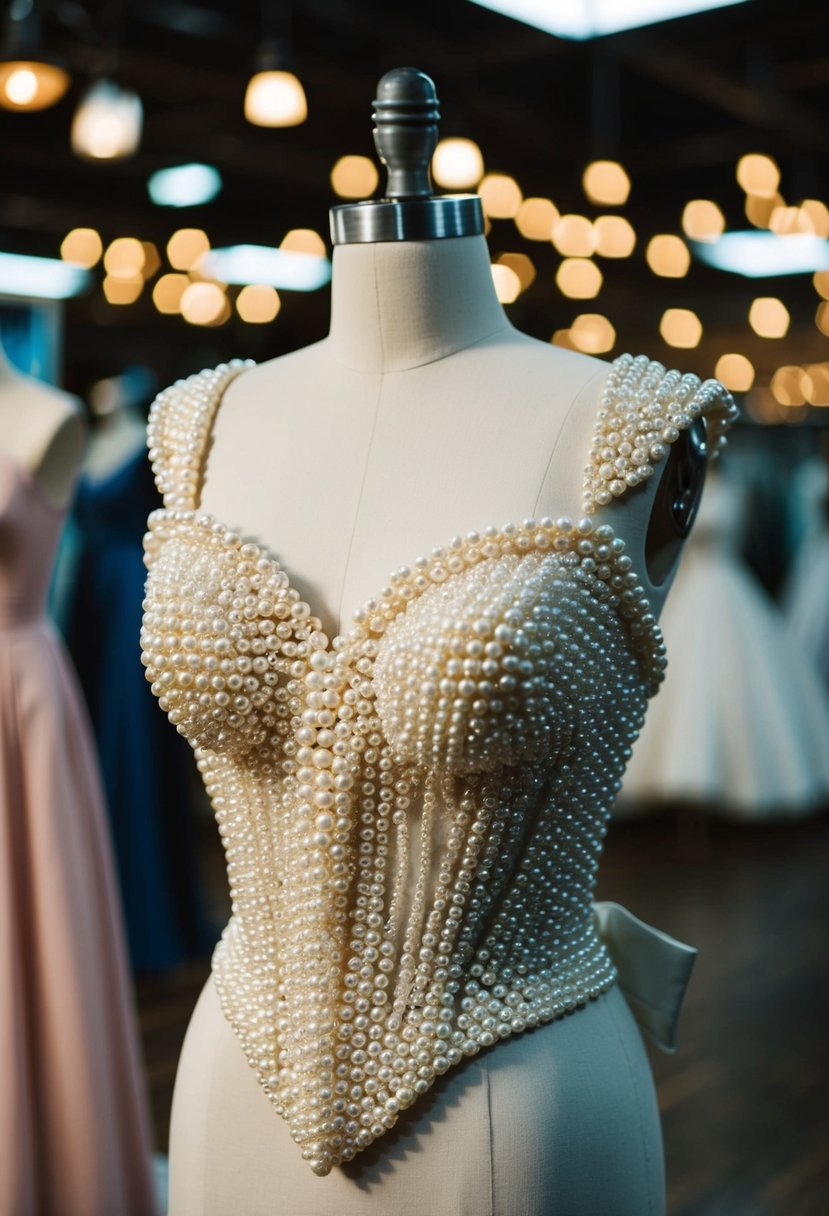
[60, 228, 103, 268]
[659, 308, 702, 348]
[141, 242, 161, 279]
[569, 313, 616, 354]
[745, 191, 783, 228]
[167, 229, 210, 271]
[515, 198, 559, 241]
[556, 258, 602, 299]
[682, 199, 725, 242]
[490, 263, 522, 303]
[769, 205, 814, 236]
[180, 281, 228, 326]
[280, 229, 326, 256]
[432, 138, 484, 189]
[816, 302, 829, 337]
[496, 252, 536, 291]
[553, 215, 596, 257]
[770, 366, 807, 406]
[714, 353, 755, 392]
[103, 275, 143, 305]
[104, 237, 145, 279]
[330, 156, 379, 200]
[646, 234, 690, 277]
[748, 296, 790, 338]
[6, 68, 36, 104]
[0, 61, 70, 111]
[479, 174, 522, 220]
[152, 273, 189, 315]
[551, 329, 577, 349]
[800, 200, 829, 239]
[593, 215, 636, 258]
[736, 153, 780, 198]
[815, 271, 829, 300]
[582, 160, 630, 206]
[244, 70, 307, 127]
[803, 364, 829, 406]
[71, 80, 143, 160]
[236, 284, 281, 323]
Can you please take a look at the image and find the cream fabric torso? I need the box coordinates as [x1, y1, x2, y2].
[144, 237, 735, 1213]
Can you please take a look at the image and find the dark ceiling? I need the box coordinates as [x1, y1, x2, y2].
[1, 0, 828, 406]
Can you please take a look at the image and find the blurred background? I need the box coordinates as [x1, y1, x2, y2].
[1, 1, 827, 1213]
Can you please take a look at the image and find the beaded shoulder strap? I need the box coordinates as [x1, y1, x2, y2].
[582, 353, 738, 517]
[146, 360, 253, 511]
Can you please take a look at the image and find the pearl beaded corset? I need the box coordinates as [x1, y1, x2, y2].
[141, 355, 735, 1176]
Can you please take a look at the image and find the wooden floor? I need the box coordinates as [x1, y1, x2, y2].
[135, 810, 829, 1216]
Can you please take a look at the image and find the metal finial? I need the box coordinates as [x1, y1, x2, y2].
[330, 67, 483, 246]
[372, 67, 440, 199]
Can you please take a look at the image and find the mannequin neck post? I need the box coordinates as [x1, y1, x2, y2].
[326, 235, 511, 373]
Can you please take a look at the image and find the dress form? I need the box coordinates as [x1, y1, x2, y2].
[0, 339, 84, 507]
[161, 71, 712, 1216]
[84, 373, 148, 483]
[0, 344, 158, 1214]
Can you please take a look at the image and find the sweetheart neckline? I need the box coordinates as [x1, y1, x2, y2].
[145, 504, 668, 703]
[149, 505, 621, 646]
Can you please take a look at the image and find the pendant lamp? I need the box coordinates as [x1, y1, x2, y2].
[71, 78, 143, 160]
[244, 3, 306, 127]
[0, 0, 70, 112]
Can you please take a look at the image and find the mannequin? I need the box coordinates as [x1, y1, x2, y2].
[0, 339, 84, 506]
[160, 71, 714, 1216]
[84, 370, 149, 482]
[0, 340, 158, 1215]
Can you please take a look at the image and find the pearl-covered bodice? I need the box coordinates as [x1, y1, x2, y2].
[141, 355, 735, 1176]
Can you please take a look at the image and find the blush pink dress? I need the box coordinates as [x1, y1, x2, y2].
[0, 451, 158, 1216]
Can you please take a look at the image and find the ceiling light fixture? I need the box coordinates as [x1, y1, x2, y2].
[467, 0, 751, 40]
[0, 0, 70, 112]
[0, 250, 89, 298]
[582, 161, 630, 205]
[244, 3, 306, 127]
[330, 156, 379, 200]
[148, 163, 223, 208]
[693, 232, 829, 277]
[197, 244, 331, 291]
[432, 138, 485, 189]
[71, 78, 143, 160]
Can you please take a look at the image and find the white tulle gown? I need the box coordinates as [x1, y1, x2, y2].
[783, 457, 829, 692]
[617, 470, 829, 819]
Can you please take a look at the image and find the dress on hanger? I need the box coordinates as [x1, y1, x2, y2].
[142, 352, 736, 1206]
[0, 451, 158, 1216]
[618, 470, 829, 818]
[63, 447, 214, 971]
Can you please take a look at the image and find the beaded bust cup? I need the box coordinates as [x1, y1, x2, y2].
[141, 353, 736, 1176]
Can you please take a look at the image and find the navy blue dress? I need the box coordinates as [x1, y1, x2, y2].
[63, 448, 215, 971]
